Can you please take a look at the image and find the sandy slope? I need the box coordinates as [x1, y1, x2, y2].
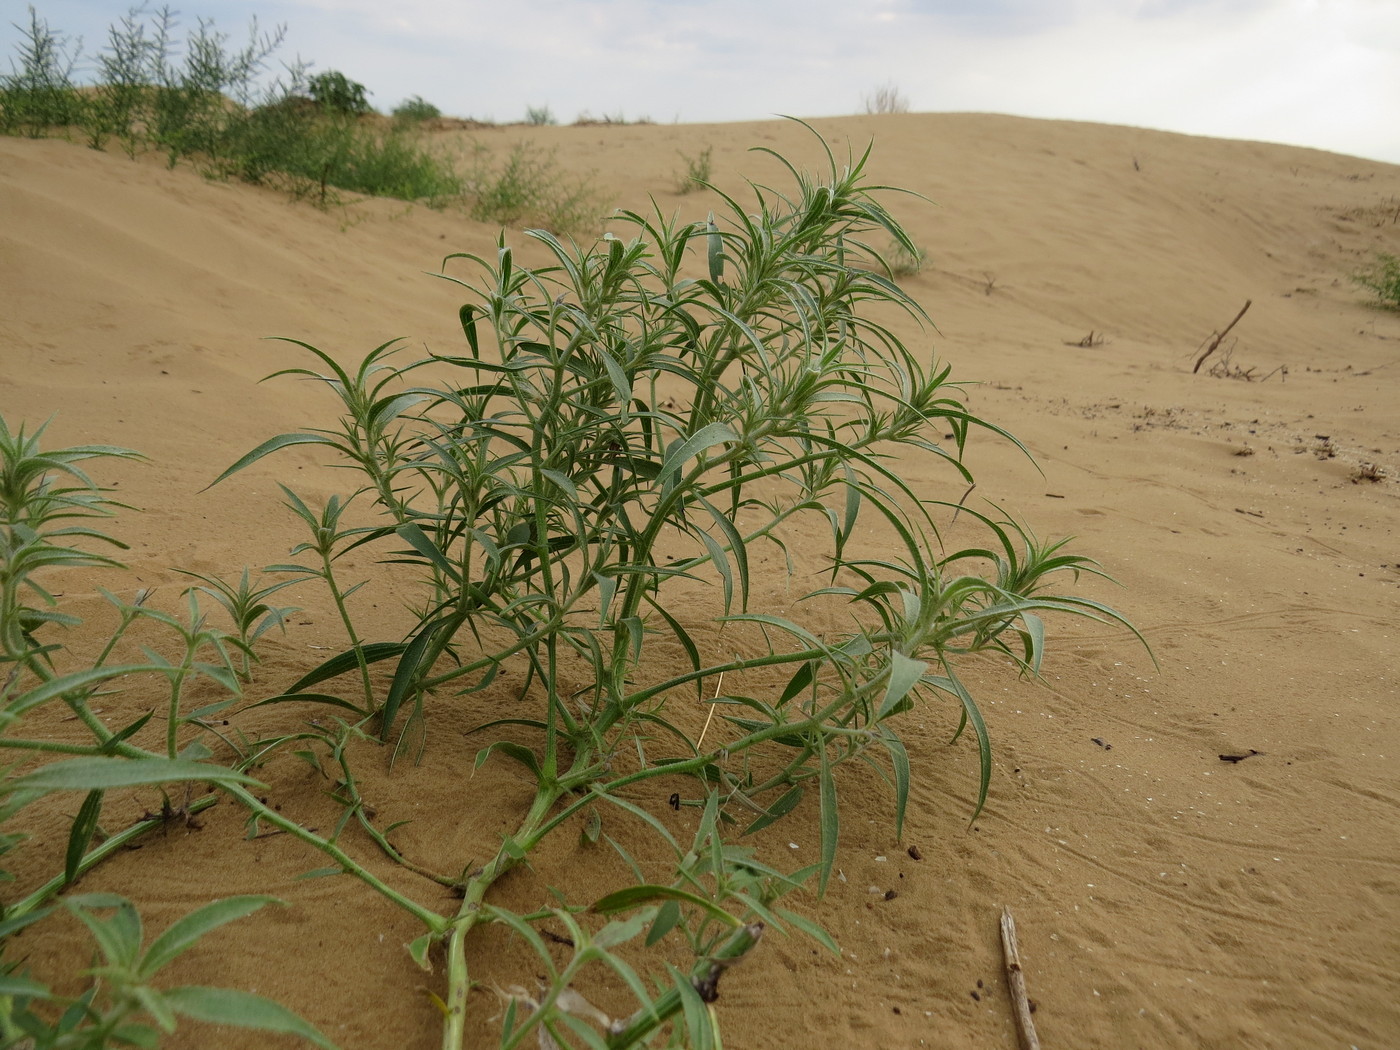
[2, 113, 1398, 1050]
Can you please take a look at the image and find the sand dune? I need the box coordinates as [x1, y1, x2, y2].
[3, 114, 1398, 1049]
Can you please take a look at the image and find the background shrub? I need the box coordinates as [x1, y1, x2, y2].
[392, 94, 440, 123]
[1356, 252, 1400, 308]
[0, 6, 82, 137]
[305, 69, 371, 114]
[863, 81, 910, 114]
[465, 139, 599, 232]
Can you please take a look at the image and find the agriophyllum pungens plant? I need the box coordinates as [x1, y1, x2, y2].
[214, 132, 1143, 1049]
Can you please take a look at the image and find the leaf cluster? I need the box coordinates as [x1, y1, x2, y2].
[0, 419, 335, 1047]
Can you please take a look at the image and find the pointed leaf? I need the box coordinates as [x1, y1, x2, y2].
[64, 789, 103, 886]
[140, 897, 279, 979]
[817, 746, 838, 898]
[163, 986, 338, 1049]
[877, 651, 927, 721]
[10, 758, 259, 793]
[283, 643, 407, 694]
[205, 434, 342, 490]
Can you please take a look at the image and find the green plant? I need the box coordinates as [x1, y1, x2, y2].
[524, 103, 555, 126]
[212, 129, 1142, 1048]
[393, 94, 440, 123]
[0, 6, 82, 137]
[886, 235, 925, 277]
[674, 145, 712, 194]
[1, 7, 465, 207]
[306, 69, 371, 115]
[0, 416, 335, 1047]
[465, 140, 601, 232]
[0, 894, 336, 1048]
[1355, 251, 1400, 308]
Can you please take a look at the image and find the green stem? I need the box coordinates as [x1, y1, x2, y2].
[321, 550, 374, 711]
[439, 781, 565, 1050]
[222, 783, 447, 934]
[7, 793, 221, 920]
[604, 922, 765, 1048]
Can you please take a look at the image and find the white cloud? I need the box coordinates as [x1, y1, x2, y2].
[6, 0, 1397, 161]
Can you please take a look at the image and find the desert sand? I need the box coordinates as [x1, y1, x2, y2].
[2, 113, 1398, 1049]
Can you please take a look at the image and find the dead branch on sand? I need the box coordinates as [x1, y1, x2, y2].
[1000, 907, 1042, 1050]
[1193, 300, 1252, 373]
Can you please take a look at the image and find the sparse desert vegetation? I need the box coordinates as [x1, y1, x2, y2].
[3, 7, 1400, 1050]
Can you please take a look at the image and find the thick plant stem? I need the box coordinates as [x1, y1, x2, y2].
[440, 781, 565, 1050]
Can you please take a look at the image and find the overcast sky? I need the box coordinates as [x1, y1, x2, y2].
[10, 0, 1400, 163]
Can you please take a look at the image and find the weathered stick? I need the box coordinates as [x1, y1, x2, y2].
[1193, 299, 1252, 373]
[1000, 907, 1042, 1050]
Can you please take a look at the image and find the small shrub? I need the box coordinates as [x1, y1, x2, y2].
[1355, 252, 1400, 308]
[675, 144, 712, 193]
[863, 81, 910, 115]
[886, 235, 925, 277]
[212, 128, 1143, 1048]
[465, 139, 600, 232]
[392, 94, 440, 123]
[0, 6, 83, 137]
[524, 103, 555, 126]
[306, 69, 371, 114]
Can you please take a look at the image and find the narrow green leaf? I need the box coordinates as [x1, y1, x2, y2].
[10, 758, 259, 793]
[646, 898, 682, 946]
[473, 740, 540, 777]
[240, 692, 370, 715]
[773, 907, 840, 955]
[407, 932, 434, 972]
[663, 422, 738, 479]
[163, 986, 338, 1049]
[295, 867, 346, 880]
[778, 662, 816, 707]
[706, 214, 724, 284]
[741, 784, 804, 836]
[591, 885, 740, 929]
[65, 894, 142, 970]
[592, 907, 656, 949]
[697, 495, 749, 609]
[140, 897, 279, 979]
[879, 727, 911, 840]
[64, 789, 103, 885]
[877, 651, 928, 721]
[5, 664, 168, 719]
[283, 643, 407, 694]
[0, 973, 51, 998]
[395, 522, 459, 581]
[941, 664, 993, 820]
[205, 433, 341, 490]
[381, 618, 450, 741]
[817, 746, 838, 898]
[672, 964, 716, 1050]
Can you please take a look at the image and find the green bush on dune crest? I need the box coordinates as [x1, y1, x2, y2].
[2, 123, 1144, 1048]
[0, 6, 599, 230]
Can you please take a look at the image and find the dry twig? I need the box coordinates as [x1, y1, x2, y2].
[1193, 300, 1252, 373]
[1000, 907, 1041, 1050]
